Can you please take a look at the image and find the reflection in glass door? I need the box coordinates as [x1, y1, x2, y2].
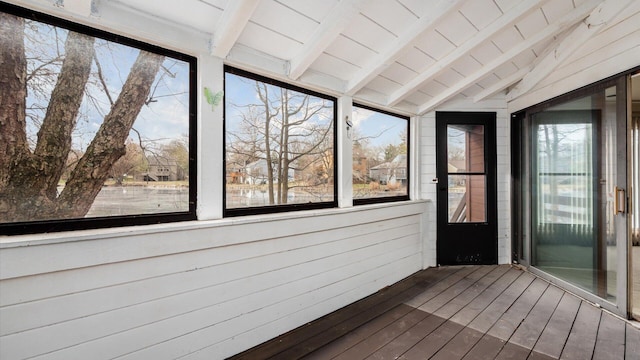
[530, 83, 626, 307]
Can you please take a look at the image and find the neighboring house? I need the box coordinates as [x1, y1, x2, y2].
[141, 158, 184, 182]
[369, 154, 407, 184]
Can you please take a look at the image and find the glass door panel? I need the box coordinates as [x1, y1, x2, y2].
[447, 125, 486, 223]
[531, 84, 623, 303]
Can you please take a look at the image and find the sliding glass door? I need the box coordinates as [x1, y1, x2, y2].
[516, 77, 629, 316]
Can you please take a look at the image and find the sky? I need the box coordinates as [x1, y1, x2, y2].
[23, 19, 191, 152]
[226, 72, 407, 150]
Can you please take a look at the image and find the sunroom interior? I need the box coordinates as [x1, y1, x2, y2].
[1, 0, 640, 359]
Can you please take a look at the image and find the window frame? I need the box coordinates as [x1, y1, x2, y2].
[0, 2, 198, 235]
[223, 65, 338, 217]
[352, 103, 410, 206]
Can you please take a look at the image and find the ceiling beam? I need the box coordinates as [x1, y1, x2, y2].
[288, 0, 371, 80]
[473, 66, 531, 102]
[61, 0, 94, 17]
[506, 0, 634, 101]
[415, 0, 601, 115]
[210, 0, 260, 58]
[344, 0, 464, 96]
[387, 0, 548, 107]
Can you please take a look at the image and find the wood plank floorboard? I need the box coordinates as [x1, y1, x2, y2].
[592, 312, 626, 360]
[559, 301, 601, 360]
[465, 271, 536, 334]
[227, 265, 640, 360]
[508, 284, 564, 349]
[626, 323, 640, 360]
[531, 292, 581, 359]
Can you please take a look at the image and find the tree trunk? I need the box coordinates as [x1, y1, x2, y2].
[0, 19, 95, 222]
[57, 51, 164, 217]
[0, 13, 29, 190]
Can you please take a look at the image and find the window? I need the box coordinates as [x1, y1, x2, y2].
[0, 3, 196, 235]
[352, 104, 409, 205]
[224, 66, 337, 216]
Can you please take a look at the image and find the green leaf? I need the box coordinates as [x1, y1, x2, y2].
[203, 87, 223, 111]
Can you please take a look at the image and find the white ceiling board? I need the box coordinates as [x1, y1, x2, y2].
[510, 50, 537, 70]
[491, 27, 523, 52]
[435, 68, 465, 88]
[397, 0, 433, 17]
[515, 8, 548, 39]
[309, 53, 360, 81]
[380, 62, 419, 86]
[414, 31, 456, 61]
[435, 11, 477, 46]
[420, 80, 449, 97]
[469, 41, 504, 66]
[236, 21, 302, 60]
[324, 35, 377, 69]
[403, 90, 432, 106]
[476, 73, 502, 89]
[451, 55, 483, 77]
[251, 0, 318, 43]
[493, 0, 519, 13]
[275, 0, 338, 23]
[364, 75, 403, 95]
[201, 0, 229, 9]
[541, 0, 575, 23]
[112, 0, 223, 33]
[459, 0, 503, 30]
[360, 0, 418, 37]
[396, 47, 436, 73]
[493, 62, 520, 79]
[342, 14, 397, 53]
[460, 83, 484, 97]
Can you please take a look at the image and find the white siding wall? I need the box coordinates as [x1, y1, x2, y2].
[508, 1, 640, 112]
[420, 97, 511, 267]
[0, 202, 426, 359]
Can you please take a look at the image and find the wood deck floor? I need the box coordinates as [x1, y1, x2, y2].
[229, 265, 640, 360]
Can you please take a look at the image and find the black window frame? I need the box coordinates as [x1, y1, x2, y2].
[223, 65, 338, 217]
[352, 103, 410, 206]
[0, 2, 198, 235]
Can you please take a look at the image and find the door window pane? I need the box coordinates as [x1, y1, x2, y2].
[448, 175, 486, 222]
[448, 125, 484, 172]
[447, 124, 486, 223]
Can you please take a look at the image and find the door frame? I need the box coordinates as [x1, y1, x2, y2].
[436, 111, 498, 265]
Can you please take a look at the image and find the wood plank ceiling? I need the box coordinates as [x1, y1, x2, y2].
[63, 0, 635, 115]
